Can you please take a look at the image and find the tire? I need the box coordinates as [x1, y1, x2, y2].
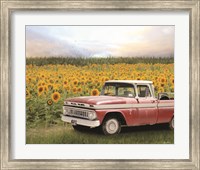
[72, 125, 89, 132]
[102, 117, 121, 135]
[169, 117, 174, 130]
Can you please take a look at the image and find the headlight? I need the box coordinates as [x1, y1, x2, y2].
[87, 111, 97, 120]
[63, 107, 72, 115]
[63, 109, 70, 115]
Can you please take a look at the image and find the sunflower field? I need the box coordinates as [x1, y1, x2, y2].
[26, 57, 174, 129]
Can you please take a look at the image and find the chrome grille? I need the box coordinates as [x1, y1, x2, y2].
[63, 106, 89, 119]
[73, 110, 88, 118]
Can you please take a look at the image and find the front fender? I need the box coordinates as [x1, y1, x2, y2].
[95, 109, 130, 124]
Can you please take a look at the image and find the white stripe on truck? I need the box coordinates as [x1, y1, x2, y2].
[64, 102, 174, 110]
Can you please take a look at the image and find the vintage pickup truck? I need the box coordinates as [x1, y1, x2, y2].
[61, 80, 174, 135]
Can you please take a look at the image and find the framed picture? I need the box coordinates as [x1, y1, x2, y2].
[1, 0, 199, 169]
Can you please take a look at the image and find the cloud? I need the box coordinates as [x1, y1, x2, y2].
[110, 26, 174, 57]
[26, 30, 92, 57]
[26, 26, 174, 58]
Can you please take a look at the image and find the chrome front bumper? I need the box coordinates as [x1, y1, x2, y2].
[61, 115, 100, 128]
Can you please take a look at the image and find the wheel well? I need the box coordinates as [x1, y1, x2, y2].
[103, 112, 127, 125]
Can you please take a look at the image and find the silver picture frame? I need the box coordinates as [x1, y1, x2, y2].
[1, 0, 199, 169]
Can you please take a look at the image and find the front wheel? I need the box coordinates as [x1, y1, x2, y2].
[169, 117, 174, 130]
[102, 117, 121, 135]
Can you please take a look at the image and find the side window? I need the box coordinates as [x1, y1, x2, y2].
[137, 85, 151, 97]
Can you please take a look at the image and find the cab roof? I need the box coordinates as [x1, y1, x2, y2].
[105, 80, 153, 84]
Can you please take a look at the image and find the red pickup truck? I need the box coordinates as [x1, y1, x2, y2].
[61, 80, 174, 135]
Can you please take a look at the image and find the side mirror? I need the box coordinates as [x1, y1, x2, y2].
[135, 96, 139, 103]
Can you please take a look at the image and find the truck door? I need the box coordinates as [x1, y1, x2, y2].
[134, 84, 158, 125]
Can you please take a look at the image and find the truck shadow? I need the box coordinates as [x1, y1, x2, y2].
[121, 123, 170, 134]
[77, 123, 170, 135]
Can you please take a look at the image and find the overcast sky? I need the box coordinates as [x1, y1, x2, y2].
[26, 26, 174, 58]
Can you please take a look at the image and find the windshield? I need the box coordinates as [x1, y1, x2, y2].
[101, 83, 136, 97]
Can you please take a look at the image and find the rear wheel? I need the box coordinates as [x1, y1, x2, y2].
[169, 117, 174, 130]
[102, 117, 121, 135]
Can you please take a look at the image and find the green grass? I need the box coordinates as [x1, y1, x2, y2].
[26, 122, 174, 144]
[26, 56, 174, 66]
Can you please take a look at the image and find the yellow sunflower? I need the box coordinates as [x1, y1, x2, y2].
[47, 99, 53, 106]
[63, 80, 68, 86]
[77, 87, 82, 93]
[91, 89, 100, 96]
[38, 86, 44, 96]
[160, 77, 166, 83]
[73, 80, 78, 86]
[51, 92, 61, 103]
[49, 79, 54, 84]
[73, 87, 77, 93]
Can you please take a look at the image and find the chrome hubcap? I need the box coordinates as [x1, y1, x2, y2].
[106, 119, 119, 134]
